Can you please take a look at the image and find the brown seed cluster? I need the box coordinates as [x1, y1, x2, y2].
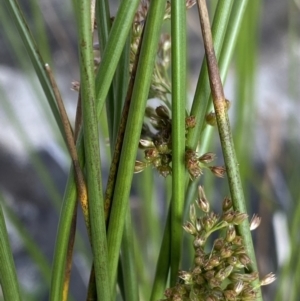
[160, 187, 276, 301]
[135, 106, 223, 178]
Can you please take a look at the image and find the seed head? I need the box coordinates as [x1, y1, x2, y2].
[213, 238, 225, 251]
[223, 290, 237, 300]
[222, 211, 235, 223]
[225, 225, 236, 242]
[71, 81, 80, 91]
[201, 215, 215, 231]
[215, 265, 233, 281]
[197, 186, 210, 212]
[134, 161, 147, 173]
[178, 271, 193, 284]
[220, 245, 234, 259]
[144, 147, 159, 160]
[260, 272, 276, 286]
[183, 221, 197, 235]
[227, 256, 238, 266]
[238, 254, 251, 267]
[195, 217, 202, 232]
[233, 280, 244, 295]
[209, 277, 222, 288]
[189, 204, 196, 224]
[155, 105, 170, 120]
[157, 165, 172, 177]
[209, 166, 226, 178]
[198, 152, 216, 164]
[229, 272, 259, 283]
[139, 139, 155, 148]
[250, 214, 261, 231]
[206, 255, 220, 268]
[204, 270, 215, 280]
[232, 236, 243, 246]
[232, 212, 248, 225]
[222, 197, 232, 212]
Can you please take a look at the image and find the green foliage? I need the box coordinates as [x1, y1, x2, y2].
[2, 0, 295, 300]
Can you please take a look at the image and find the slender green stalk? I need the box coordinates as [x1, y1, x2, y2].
[152, 1, 235, 296]
[4, 0, 64, 137]
[104, 23, 144, 222]
[197, 0, 262, 300]
[94, 0, 140, 121]
[77, 0, 110, 300]
[106, 0, 167, 289]
[0, 203, 22, 301]
[29, 0, 52, 64]
[219, 0, 249, 83]
[121, 207, 139, 301]
[50, 0, 140, 299]
[170, 0, 186, 286]
[113, 36, 131, 145]
[234, 0, 260, 183]
[150, 209, 171, 301]
[95, 0, 115, 146]
[186, 0, 233, 150]
[185, 0, 251, 217]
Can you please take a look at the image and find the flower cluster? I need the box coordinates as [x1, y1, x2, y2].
[135, 105, 224, 179]
[161, 186, 276, 301]
[135, 104, 226, 179]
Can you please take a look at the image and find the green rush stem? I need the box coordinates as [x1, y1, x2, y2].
[170, 0, 187, 286]
[150, 208, 171, 301]
[95, 0, 115, 147]
[4, 0, 64, 138]
[0, 204, 22, 300]
[120, 207, 139, 301]
[104, 23, 145, 223]
[44, 64, 90, 301]
[186, 0, 233, 150]
[50, 0, 140, 299]
[106, 0, 167, 291]
[197, 0, 262, 299]
[78, 0, 110, 300]
[44, 64, 90, 231]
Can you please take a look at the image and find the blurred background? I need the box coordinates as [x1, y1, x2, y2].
[0, 0, 300, 300]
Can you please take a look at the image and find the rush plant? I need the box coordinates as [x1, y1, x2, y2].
[0, 0, 277, 300]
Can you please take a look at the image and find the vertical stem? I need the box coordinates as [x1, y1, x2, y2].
[106, 0, 166, 289]
[170, 0, 186, 286]
[197, 0, 262, 299]
[0, 204, 22, 301]
[78, 0, 110, 299]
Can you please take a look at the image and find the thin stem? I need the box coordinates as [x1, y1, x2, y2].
[170, 0, 186, 286]
[197, 0, 262, 299]
[106, 0, 167, 290]
[78, 0, 110, 300]
[44, 64, 89, 230]
[104, 22, 144, 223]
[4, 0, 64, 137]
[120, 207, 139, 301]
[0, 204, 22, 300]
[50, 0, 140, 299]
[186, 0, 233, 150]
[95, 0, 115, 146]
[150, 208, 171, 301]
[45, 64, 90, 301]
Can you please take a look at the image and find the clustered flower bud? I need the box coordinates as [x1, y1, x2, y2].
[135, 108, 223, 178]
[160, 187, 275, 301]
